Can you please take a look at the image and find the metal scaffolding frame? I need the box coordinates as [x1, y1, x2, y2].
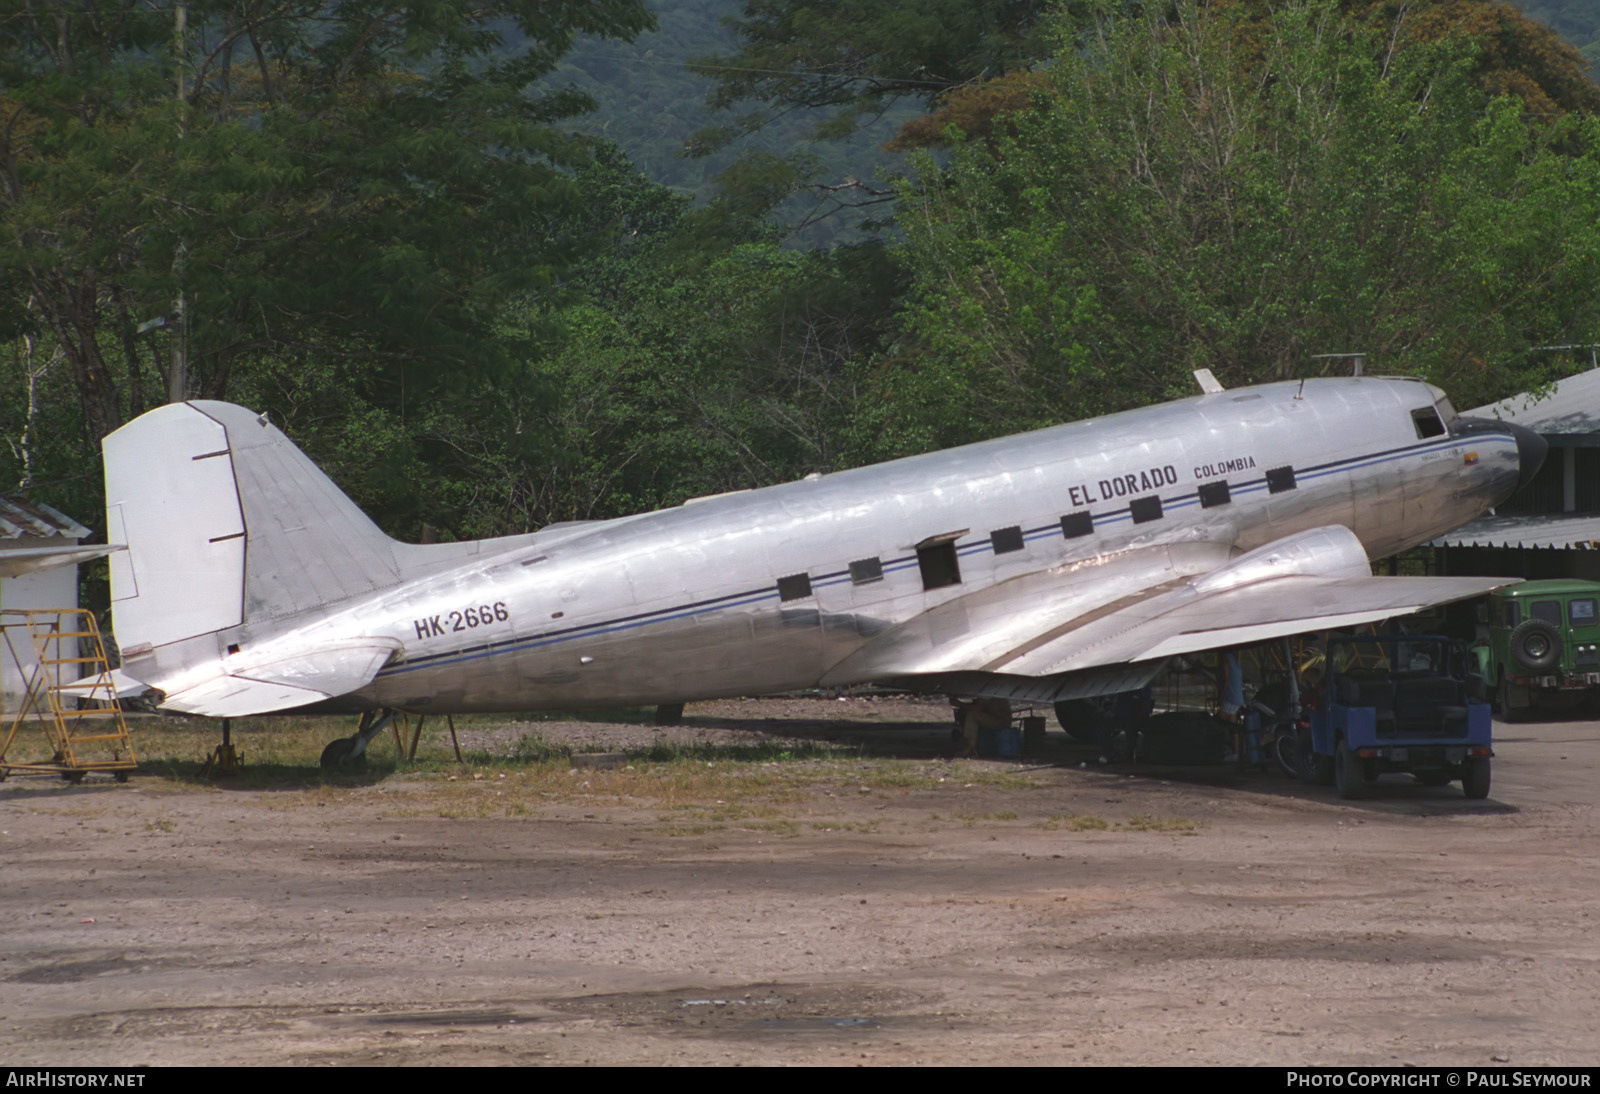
[0, 608, 135, 781]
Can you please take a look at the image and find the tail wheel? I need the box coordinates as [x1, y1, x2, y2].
[319, 737, 358, 770]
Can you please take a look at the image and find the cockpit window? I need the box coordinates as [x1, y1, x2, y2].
[1434, 395, 1457, 424]
[1411, 407, 1446, 439]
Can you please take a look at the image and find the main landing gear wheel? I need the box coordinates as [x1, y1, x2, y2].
[320, 709, 399, 770]
[1053, 698, 1108, 743]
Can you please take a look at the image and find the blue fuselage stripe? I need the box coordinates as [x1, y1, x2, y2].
[380, 433, 1509, 679]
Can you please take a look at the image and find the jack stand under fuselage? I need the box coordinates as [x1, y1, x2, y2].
[201, 718, 242, 777]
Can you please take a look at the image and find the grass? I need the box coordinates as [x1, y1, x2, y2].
[1042, 812, 1201, 833]
[951, 809, 1021, 826]
[95, 711, 1210, 837]
[809, 819, 880, 833]
[1121, 813, 1202, 832]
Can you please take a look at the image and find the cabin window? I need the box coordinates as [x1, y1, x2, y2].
[916, 536, 963, 591]
[1129, 495, 1163, 524]
[1265, 465, 1297, 494]
[777, 573, 813, 602]
[849, 557, 883, 585]
[1060, 511, 1094, 539]
[1570, 599, 1597, 626]
[1412, 407, 1446, 439]
[1198, 481, 1231, 508]
[1532, 600, 1562, 626]
[991, 525, 1025, 554]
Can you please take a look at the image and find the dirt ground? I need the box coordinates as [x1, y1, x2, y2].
[2, 695, 1597, 1067]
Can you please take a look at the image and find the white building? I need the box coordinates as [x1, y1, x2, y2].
[0, 497, 93, 709]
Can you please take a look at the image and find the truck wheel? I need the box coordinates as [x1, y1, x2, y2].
[1462, 756, 1491, 799]
[1302, 745, 1334, 786]
[1509, 619, 1561, 673]
[1309, 752, 1335, 785]
[1496, 674, 1521, 723]
[1334, 738, 1366, 800]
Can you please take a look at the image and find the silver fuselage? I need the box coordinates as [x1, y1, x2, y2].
[209, 376, 1525, 713]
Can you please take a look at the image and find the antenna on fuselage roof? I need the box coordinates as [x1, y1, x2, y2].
[1193, 368, 1224, 394]
[1311, 352, 1367, 377]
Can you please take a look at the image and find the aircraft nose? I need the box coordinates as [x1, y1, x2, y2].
[1450, 415, 1548, 492]
[1508, 420, 1548, 491]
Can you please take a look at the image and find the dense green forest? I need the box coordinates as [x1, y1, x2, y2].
[3, 0, 1599, 560]
[1516, 0, 1600, 76]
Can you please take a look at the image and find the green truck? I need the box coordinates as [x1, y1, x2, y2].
[1484, 579, 1600, 719]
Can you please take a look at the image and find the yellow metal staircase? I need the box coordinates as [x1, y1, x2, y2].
[0, 608, 135, 781]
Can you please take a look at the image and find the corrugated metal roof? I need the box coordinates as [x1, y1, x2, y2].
[0, 496, 90, 541]
[1429, 513, 1600, 551]
[1463, 367, 1600, 435]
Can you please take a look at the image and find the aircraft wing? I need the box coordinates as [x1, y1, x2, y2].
[135, 637, 403, 718]
[821, 526, 1513, 687]
[997, 573, 1508, 674]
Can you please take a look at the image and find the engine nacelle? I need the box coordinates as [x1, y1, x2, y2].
[1190, 525, 1372, 597]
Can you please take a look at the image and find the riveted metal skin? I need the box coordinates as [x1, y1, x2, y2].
[101, 377, 1537, 717]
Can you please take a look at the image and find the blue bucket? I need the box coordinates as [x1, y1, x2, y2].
[978, 726, 1022, 758]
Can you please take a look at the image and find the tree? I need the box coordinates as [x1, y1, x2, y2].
[1509, 1, 1599, 81]
[505, 148, 905, 524]
[680, 0, 1084, 232]
[892, 1, 1600, 152]
[0, 0, 654, 443]
[694, 0, 1057, 138]
[856, 0, 1600, 461]
[1341, 1, 1600, 116]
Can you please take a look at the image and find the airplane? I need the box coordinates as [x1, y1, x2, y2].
[100, 372, 1546, 765]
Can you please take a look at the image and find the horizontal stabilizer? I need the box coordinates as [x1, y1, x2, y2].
[160, 676, 334, 718]
[157, 638, 402, 717]
[0, 544, 121, 579]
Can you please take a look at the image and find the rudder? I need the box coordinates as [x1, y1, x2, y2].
[103, 402, 404, 653]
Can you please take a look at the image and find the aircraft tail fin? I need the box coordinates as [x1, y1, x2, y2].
[103, 401, 404, 653]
